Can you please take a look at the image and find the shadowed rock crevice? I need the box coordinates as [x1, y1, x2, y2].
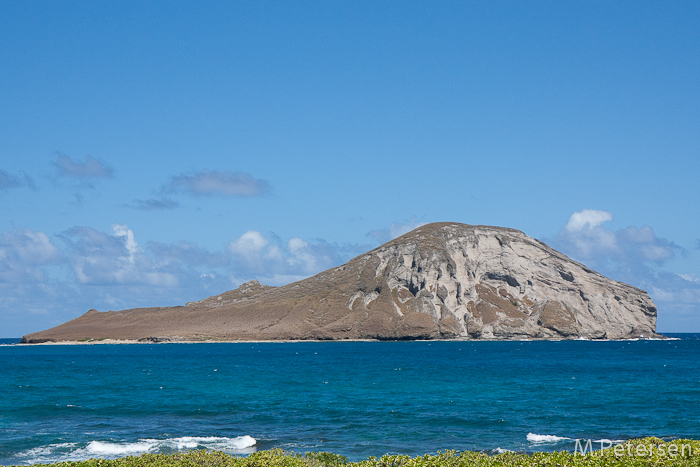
[21, 222, 661, 343]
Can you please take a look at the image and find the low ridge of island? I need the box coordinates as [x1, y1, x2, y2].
[22, 222, 661, 343]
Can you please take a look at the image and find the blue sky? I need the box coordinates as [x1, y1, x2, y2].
[1, 1, 699, 337]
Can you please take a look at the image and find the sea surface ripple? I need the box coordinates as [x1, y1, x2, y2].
[1, 335, 699, 464]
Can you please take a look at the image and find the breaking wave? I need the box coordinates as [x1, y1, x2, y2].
[526, 433, 571, 444]
[526, 433, 628, 451]
[14, 436, 256, 464]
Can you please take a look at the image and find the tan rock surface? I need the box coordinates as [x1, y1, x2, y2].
[21, 223, 661, 343]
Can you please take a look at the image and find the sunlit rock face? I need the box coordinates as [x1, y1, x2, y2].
[358, 222, 658, 340]
[22, 223, 660, 343]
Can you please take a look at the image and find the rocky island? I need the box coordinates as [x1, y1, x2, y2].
[21, 222, 661, 343]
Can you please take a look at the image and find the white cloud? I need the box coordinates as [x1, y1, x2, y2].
[226, 230, 366, 279]
[0, 229, 61, 282]
[1, 223, 374, 334]
[7, 230, 60, 265]
[618, 226, 676, 262]
[0, 225, 365, 326]
[264, 244, 284, 262]
[557, 209, 619, 259]
[164, 170, 269, 197]
[287, 237, 319, 271]
[555, 210, 680, 268]
[112, 224, 139, 263]
[4, 218, 697, 336]
[227, 231, 269, 256]
[552, 209, 679, 263]
[62, 225, 177, 287]
[564, 209, 613, 231]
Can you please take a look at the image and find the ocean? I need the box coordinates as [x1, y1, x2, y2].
[1, 335, 699, 465]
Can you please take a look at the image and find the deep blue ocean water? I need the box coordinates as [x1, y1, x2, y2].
[1, 335, 699, 465]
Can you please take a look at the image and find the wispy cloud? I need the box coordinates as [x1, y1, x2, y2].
[646, 272, 700, 332]
[226, 230, 367, 284]
[367, 217, 427, 244]
[53, 154, 114, 179]
[127, 198, 180, 211]
[0, 170, 34, 192]
[147, 240, 227, 268]
[164, 170, 269, 197]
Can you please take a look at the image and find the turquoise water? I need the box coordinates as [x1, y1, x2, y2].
[1, 336, 699, 464]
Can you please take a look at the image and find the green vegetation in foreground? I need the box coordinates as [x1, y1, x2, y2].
[14, 438, 700, 467]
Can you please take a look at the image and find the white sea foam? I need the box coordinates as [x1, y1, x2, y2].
[86, 440, 157, 455]
[151, 436, 257, 451]
[527, 433, 571, 443]
[17, 443, 79, 463]
[15, 436, 256, 464]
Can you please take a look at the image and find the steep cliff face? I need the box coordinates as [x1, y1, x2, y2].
[362, 223, 657, 339]
[22, 223, 660, 343]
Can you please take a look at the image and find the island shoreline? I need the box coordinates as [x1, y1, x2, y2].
[17, 336, 674, 345]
